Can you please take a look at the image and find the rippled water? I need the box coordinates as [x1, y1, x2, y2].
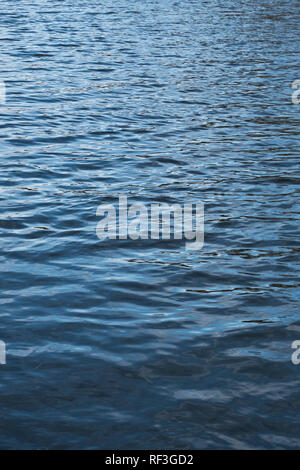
[0, 0, 299, 449]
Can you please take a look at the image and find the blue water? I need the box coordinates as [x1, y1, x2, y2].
[0, 0, 300, 449]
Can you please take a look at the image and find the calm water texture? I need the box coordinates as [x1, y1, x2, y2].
[0, 0, 299, 449]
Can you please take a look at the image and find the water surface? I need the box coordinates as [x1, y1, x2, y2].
[0, 0, 300, 449]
